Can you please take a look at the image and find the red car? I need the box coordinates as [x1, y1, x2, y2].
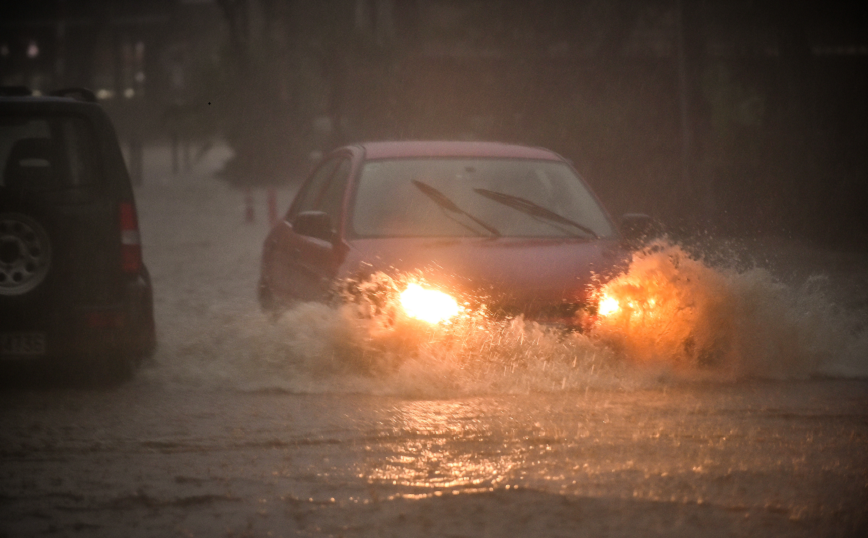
[259, 141, 651, 327]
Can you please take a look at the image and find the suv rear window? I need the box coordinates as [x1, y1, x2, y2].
[0, 115, 99, 191]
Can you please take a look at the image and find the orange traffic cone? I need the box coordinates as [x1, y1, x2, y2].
[267, 188, 278, 226]
[245, 188, 255, 224]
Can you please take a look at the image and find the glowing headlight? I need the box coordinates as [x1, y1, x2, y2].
[597, 295, 620, 317]
[399, 283, 461, 324]
[597, 292, 657, 319]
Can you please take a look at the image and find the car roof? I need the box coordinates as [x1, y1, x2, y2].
[355, 141, 564, 161]
[0, 95, 104, 115]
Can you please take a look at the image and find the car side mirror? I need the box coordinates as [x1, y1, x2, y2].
[619, 213, 658, 247]
[292, 211, 334, 242]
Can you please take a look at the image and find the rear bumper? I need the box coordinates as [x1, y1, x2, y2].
[0, 276, 155, 363]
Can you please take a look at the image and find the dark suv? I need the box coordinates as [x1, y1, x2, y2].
[0, 87, 155, 382]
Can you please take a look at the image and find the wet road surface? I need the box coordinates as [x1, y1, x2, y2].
[2, 381, 867, 537]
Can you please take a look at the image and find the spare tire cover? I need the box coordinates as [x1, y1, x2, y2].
[0, 212, 52, 296]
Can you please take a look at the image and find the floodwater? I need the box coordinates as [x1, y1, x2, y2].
[1, 145, 867, 537]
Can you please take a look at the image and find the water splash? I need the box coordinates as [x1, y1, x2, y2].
[144, 240, 867, 394]
[593, 241, 865, 380]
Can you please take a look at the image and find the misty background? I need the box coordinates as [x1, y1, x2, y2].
[2, 0, 866, 248]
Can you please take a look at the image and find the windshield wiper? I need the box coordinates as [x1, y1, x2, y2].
[473, 188, 599, 239]
[412, 180, 500, 237]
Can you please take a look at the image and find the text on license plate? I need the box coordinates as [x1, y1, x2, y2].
[0, 333, 47, 357]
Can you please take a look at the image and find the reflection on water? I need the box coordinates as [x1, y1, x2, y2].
[5, 384, 865, 536]
[331, 386, 868, 525]
[365, 400, 519, 492]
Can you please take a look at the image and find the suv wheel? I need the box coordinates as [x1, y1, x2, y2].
[0, 212, 52, 296]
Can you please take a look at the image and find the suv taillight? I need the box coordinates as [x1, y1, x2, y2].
[119, 201, 142, 274]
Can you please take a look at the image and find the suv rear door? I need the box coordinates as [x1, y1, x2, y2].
[0, 111, 119, 315]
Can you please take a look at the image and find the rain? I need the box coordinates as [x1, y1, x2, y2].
[1, 1, 867, 536]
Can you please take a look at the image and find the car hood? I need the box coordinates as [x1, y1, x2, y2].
[338, 236, 629, 308]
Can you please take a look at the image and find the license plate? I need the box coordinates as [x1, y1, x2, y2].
[0, 333, 47, 357]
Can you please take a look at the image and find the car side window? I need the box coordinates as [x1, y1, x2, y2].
[290, 158, 339, 220]
[316, 158, 351, 227]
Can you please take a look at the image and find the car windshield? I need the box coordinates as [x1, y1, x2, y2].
[351, 158, 615, 239]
